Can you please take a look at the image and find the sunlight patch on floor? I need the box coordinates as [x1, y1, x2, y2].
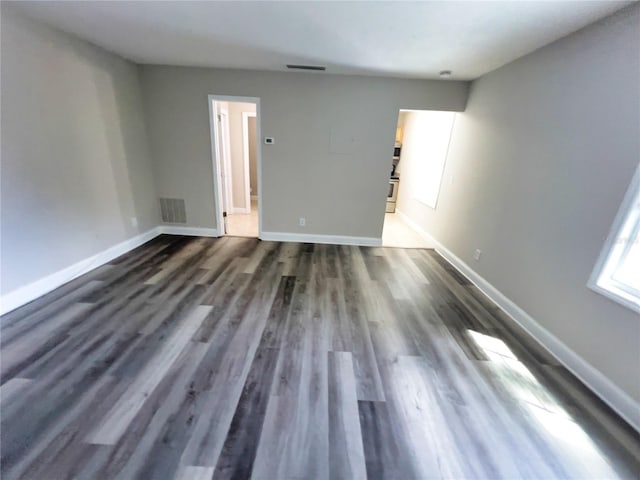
[467, 328, 615, 476]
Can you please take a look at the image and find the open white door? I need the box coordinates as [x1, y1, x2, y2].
[211, 102, 233, 234]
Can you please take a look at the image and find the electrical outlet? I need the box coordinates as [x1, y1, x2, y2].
[299, 217, 306, 227]
[130, 217, 138, 228]
[473, 249, 482, 261]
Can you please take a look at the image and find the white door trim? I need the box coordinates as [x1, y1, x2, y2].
[208, 99, 225, 235]
[207, 95, 262, 238]
[218, 107, 233, 215]
[242, 111, 257, 213]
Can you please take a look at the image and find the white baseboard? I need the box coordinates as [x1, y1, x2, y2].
[395, 209, 436, 244]
[1, 225, 373, 316]
[0, 227, 162, 316]
[397, 209, 640, 431]
[159, 225, 219, 237]
[261, 231, 382, 247]
[0, 225, 222, 316]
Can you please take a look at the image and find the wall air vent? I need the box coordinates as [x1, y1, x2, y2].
[160, 198, 187, 224]
[286, 64, 326, 71]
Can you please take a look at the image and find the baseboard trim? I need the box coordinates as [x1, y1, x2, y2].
[395, 209, 435, 244]
[0, 225, 222, 316]
[158, 225, 219, 237]
[261, 231, 382, 247]
[396, 209, 640, 431]
[1, 226, 373, 315]
[0, 227, 162, 316]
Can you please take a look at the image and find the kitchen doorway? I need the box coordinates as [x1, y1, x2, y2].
[381, 110, 434, 248]
[209, 96, 261, 237]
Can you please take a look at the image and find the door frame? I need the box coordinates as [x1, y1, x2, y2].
[208, 95, 262, 237]
[242, 111, 257, 212]
[217, 106, 233, 215]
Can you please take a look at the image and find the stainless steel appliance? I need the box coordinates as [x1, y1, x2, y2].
[391, 143, 401, 177]
[387, 143, 401, 212]
[393, 143, 402, 160]
[386, 178, 399, 213]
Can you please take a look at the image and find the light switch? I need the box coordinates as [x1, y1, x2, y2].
[264, 137, 275, 145]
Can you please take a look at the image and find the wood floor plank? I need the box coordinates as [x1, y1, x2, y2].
[259, 275, 296, 348]
[0, 274, 107, 329]
[418, 251, 495, 331]
[177, 466, 215, 480]
[9, 375, 127, 480]
[366, 280, 421, 359]
[197, 237, 254, 285]
[278, 241, 302, 276]
[541, 364, 640, 479]
[376, 355, 469, 479]
[1, 371, 127, 479]
[14, 243, 209, 376]
[143, 237, 209, 284]
[328, 351, 367, 480]
[398, 296, 575, 479]
[100, 341, 211, 479]
[0, 322, 146, 472]
[252, 345, 330, 480]
[178, 252, 283, 470]
[1, 236, 637, 480]
[138, 283, 208, 336]
[243, 240, 278, 274]
[200, 257, 251, 307]
[0, 280, 103, 347]
[328, 278, 352, 353]
[86, 305, 212, 445]
[358, 400, 415, 479]
[213, 347, 280, 479]
[252, 265, 330, 480]
[0, 302, 95, 381]
[336, 245, 386, 401]
[0, 377, 32, 406]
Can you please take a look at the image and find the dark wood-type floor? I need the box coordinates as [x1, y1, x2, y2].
[1, 235, 639, 479]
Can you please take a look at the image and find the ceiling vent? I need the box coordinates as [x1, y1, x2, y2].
[286, 64, 326, 71]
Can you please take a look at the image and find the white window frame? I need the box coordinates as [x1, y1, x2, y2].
[588, 163, 640, 313]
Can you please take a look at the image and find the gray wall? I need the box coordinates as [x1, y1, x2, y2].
[397, 5, 640, 403]
[139, 66, 468, 237]
[1, 5, 159, 294]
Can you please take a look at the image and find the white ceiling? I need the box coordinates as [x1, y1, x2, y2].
[12, 1, 632, 80]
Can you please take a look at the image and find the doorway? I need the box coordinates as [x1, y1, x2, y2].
[209, 96, 261, 237]
[381, 109, 456, 248]
[382, 110, 430, 247]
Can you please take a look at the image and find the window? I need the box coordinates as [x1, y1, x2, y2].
[589, 164, 640, 313]
[405, 110, 456, 209]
